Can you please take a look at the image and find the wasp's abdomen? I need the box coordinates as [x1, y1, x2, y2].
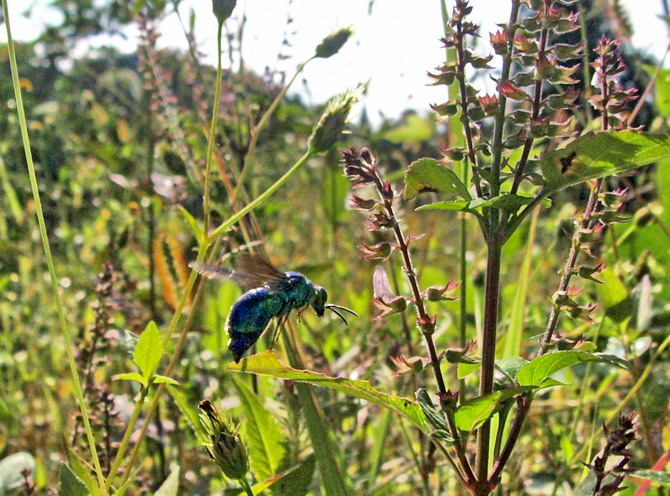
[226, 287, 285, 362]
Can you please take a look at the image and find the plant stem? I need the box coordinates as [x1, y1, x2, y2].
[104, 387, 149, 489]
[231, 58, 314, 205]
[372, 176, 476, 486]
[509, 5, 549, 196]
[238, 477, 255, 496]
[211, 150, 315, 239]
[3, 1, 106, 491]
[490, 0, 521, 199]
[475, 240, 502, 488]
[453, 19, 483, 199]
[203, 19, 225, 237]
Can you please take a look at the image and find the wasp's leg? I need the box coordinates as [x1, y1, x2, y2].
[269, 313, 290, 348]
[295, 304, 312, 322]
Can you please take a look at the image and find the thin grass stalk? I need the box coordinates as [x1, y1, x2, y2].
[231, 57, 315, 204]
[2, 1, 106, 491]
[203, 19, 225, 235]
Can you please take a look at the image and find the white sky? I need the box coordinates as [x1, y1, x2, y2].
[3, 0, 669, 127]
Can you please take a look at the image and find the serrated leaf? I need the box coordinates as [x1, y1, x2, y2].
[153, 375, 179, 385]
[271, 455, 316, 496]
[632, 470, 670, 485]
[468, 193, 550, 214]
[227, 351, 429, 433]
[404, 158, 470, 200]
[233, 377, 285, 482]
[517, 351, 629, 387]
[112, 372, 144, 384]
[495, 357, 529, 382]
[454, 387, 534, 431]
[134, 321, 163, 383]
[154, 467, 180, 496]
[416, 200, 472, 212]
[540, 131, 670, 196]
[58, 464, 88, 496]
[416, 389, 450, 434]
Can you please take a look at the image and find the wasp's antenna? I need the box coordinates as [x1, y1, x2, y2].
[325, 304, 358, 325]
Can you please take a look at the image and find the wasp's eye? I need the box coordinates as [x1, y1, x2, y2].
[312, 287, 328, 317]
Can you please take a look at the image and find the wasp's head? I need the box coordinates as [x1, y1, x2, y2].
[311, 286, 328, 317]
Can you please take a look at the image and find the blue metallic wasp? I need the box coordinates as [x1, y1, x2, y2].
[191, 255, 356, 362]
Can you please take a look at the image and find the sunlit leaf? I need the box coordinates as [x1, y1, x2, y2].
[631, 470, 670, 485]
[134, 321, 163, 383]
[540, 131, 670, 196]
[154, 467, 180, 496]
[233, 377, 286, 482]
[517, 351, 629, 387]
[227, 351, 429, 433]
[404, 158, 470, 200]
[58, 464, 88, 496]
[454, 387, 534, 432]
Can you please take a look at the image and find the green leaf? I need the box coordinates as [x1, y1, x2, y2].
[454, 387, 534, 431]
[58, 464, 89, 496]
[0, 452, 36, 493]
[404, 158, 470, 200]
[227, 351, 429, 433]
[383, 114, 434, 144]
[597, 268, 632, 323]
[224, 463, 305, 496]
[495, 357, 529, 382]
[271, 455, 316, 496]
[517, 351, 629, 387]
[233, 377, 286, 482]
[154, 467, 180, 496]
[468, 194, 549, 214]
[296, 383, 354, 496]
[165, 385, 204, 441]
[134, 321, 163, 383]
[651, 67, 670, 118]
[539, 131, 670, 196]
[633, 470, 670, 485]
[112, 372, 144, 384]
[457, 361, 480, 379]
[153, 375, 179, 385]
[179, 206, 204, 245]
[415, 389, 451, 437]
[416, 200, 472, 212]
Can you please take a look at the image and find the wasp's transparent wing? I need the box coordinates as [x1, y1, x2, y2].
[232, 254, 289, 292]
[189, 262, 233, 279]
[190, 254, 289, 292]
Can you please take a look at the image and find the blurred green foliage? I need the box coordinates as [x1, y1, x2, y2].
[1, 0, 670, 495]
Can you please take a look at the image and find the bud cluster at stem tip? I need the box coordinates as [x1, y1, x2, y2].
[308, 86, 362, 154]
[212, 0, 237, 24]
[198, 400, 249, 480]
